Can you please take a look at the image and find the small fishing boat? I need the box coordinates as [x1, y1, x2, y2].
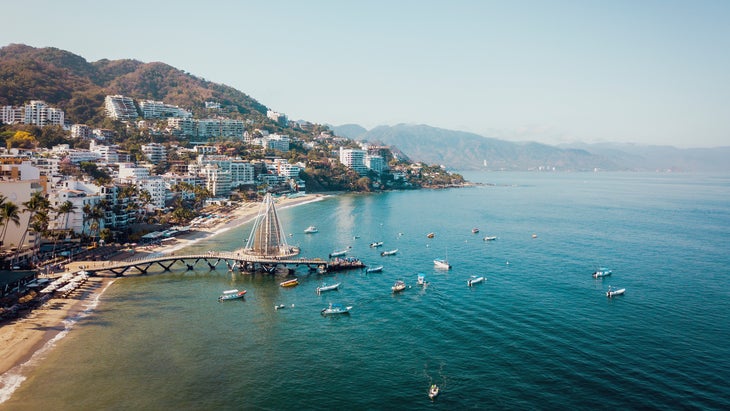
[304, 226, 318, 234]
[280, 278, 299, 288]
[606, 286, 625, 298]
[218, 289, 247, 301]
[366, 265, 383, 273]
[392, 280, 407, 293]
[429, 384, 440, 400]
[381, 249, 398, 256]
[434, 258, 452, 270]
[417, 273, 426, 286]
[321, 303, 352, 315]
[275, 304, 286, 310]
[593, 268, 612, 278]
[467, 276, 485, 286]
[483, 236, 497, 241]
[370, 241, 383, 248]
[329, 248, 349, 258]
[472, 228, 480, 234]
[316, 282, 341, 294]
[427, 232, 435, 238]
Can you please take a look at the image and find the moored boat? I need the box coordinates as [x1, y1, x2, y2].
[434, 258, 452, 270]
[218, 289, 247, 301]
[472, 228, 480, 234]
[366, 265, 383, 273]
[321, 303, 352, 315]
[392, 280, 407, 293]
[304, 225, 318, 233]
[381, 249, 398, 256]
[483, 236, 497, 241]
[429, 384, 440, 400]
[427, 232, 435, 238]
[280, 278, 299, 288]
[275, 304, 286, 310]
[606, 286, 625, 297]
[329, 248, 349, 258]
[467, 276, 485, 286]
[370, 241, 383, 248]
[316, 282, 341, 294]
[593, 268, 612, 278]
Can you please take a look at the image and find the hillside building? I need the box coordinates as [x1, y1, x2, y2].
[104, 95, 138, 120]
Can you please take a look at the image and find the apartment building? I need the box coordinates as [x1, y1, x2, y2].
[104, 95, 138, 120]
[140, 100, 192, 119]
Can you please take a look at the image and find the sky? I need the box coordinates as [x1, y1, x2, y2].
[2, 0, 729, 148]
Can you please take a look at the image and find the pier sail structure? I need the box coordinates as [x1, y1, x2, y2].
[241, 193, 300, 258]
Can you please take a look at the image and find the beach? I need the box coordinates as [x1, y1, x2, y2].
[0, 193, 325, 402]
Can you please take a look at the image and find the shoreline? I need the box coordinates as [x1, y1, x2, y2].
[0, 193, 326, 403]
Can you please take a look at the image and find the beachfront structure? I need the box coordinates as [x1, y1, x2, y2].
[104, 95, 138, 120]
[0, 159, 43, 253]
[49, 180, 105, 234]
[241, 193, 299, 258]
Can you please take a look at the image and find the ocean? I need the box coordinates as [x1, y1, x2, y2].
[2, 172, 729, 410]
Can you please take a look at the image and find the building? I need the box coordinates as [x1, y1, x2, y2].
[71, 124, 93, 139]
[203, 164, 232, 198]
[0, 106, 23, 125]
[117, 163, 151, 180]
[141, 143, 167, 165]
[267, 110, 288, 126]
[263, 134, 290, 152]
[0, 158, 44, 253]
[139, 100, 192, 119]
[104, 95, 138, 120]
[365, 154, 386, 174]
[339, 147, 368, 175]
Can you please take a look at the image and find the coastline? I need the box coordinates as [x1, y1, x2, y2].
[0, 193, 326, 403]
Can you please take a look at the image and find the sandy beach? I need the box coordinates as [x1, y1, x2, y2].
[0, 193, 325, 401]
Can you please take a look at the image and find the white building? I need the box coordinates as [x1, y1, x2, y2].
[22, 101, 65, 127]
[263, 134, 290, 152]
[141, 143, 167, 165]
[0, 106, 23, 125]
[71, 124, 93, 139]
[339, 147, 368, 175]
[365, 154, 386, 174]
[49, 180, 104, 234]
[89, 141, 120, 163]
[139, 100, 192, 119]
[0, 158, 44, 251]
[203, 164, 232, 198]
[135, 177, 167, 211]
[104, 95, 138, 120]
[267, 110, 288, 126]
[118, 163, 151, 180]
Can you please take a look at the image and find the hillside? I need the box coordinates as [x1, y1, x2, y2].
[0, 44, 268, 124]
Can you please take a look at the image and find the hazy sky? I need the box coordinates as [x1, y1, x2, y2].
[3, 0, 729, 147]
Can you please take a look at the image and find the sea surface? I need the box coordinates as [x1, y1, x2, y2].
[2, 172, 730, 410]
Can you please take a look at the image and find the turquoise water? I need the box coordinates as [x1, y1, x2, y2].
[3, 172, 730, 409]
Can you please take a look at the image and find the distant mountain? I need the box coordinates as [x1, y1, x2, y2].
[0, 43, 268, 124]
[351, 124, 616, 171]
[331, 124, 368, 140]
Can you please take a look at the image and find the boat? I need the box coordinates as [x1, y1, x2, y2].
[593, 268, 612, 278]
[433, 258, 452, 270]
[426, 232, 435, 238]
[366, 265, 383, 273]
[429, 384, 440, 400]
[483, 236, 497, 241]
[417, 273, 426, 286]
[467, 276, 485, 286]
[280, 278, 299, 288]
[304, 226, 318, 234]
[472, 228, 480, 234]
[392, 280, 407, 293]
[218, 289, 247, 301]
[275, 304, 286, 310]
[316, 282, 341, 294]
[370, 241, 383, 248]
[329, 248, 349, 258]
[606, 286, 625, 298]
[321, 303, 352, 315]
[381, 249, 398, 256]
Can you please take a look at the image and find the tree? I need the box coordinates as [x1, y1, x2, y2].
[14, 192, 51, 264]
[0, 201, 21, 247]
[6, 130, 38, 149]
[56, 200, 77, 232]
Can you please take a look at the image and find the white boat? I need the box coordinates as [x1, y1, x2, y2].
[417, 273, 426, 286]
[483, 236, 497, 241]
[381, 249, 398, 256]
[593, 268, 612, 278]
[275, 304, 286, 310]
[329, 248, 348, 258]
[429, 384, 440, 400]
[304, 226, 318, 234]
[370, 241, 383, 248]
[606, 286, 625, 298]
[316, 282, 341, 294]
[467, 276, 485, 286]
[366, 265, 383, 273]
[321, 303, 352, 315]
[218, 289, 247, 301]
[472, 227, 480, 234]
[434, 258, 452, 270]
[392, 280, 407, 293]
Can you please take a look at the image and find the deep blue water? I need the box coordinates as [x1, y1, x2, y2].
[3, 172, 730, 410]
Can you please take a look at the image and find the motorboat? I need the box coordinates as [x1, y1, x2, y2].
[392, 280, 407, 293]
[366, 265, 383, 273]
[429, 384, 440, 400]
[467, 276, 485, 286]
[427, 232, 435, 238]
[483, 236, 497, 241]
[370, 241, 383, 248]
[329, 248, 349, 258]
[433, 258, 452, 270]
[304, 226, 318, 234]
[218, 289, 247, 301]
[275, 304, 286, 310]
[321, 303, 352, 315]
[381, 249, 398, 256]
[280, 278, 299, 288]
[472, 228, 480, 234]
[417, 273, 426, 286]
[606, 286, 625, 298]
[593, 268, 612, 278]
[316, 282, 340, 294]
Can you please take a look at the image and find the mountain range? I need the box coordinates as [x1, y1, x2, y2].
[333, 123, 730, 172]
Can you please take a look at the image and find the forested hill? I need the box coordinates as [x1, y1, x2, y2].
[0, 43, 268, 125]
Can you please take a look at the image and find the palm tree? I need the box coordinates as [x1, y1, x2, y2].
[14, 192, 51, 265]
[56, 200, 77, 233]
[0, 201, 21, 248]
